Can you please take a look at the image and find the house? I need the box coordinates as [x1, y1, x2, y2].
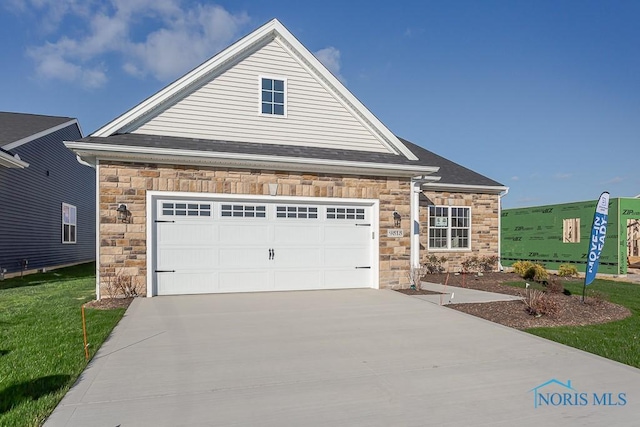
[501, 197, 640, 275]
[65, 19, 506, 298]
[0, 112, 95, 278]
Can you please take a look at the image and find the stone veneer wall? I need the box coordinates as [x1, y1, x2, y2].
[420, 191, 500, 272]
[98, 161, 412, 297]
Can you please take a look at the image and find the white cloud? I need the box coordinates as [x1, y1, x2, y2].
[511, 176, 520, 181]
[314, 47, 345, 82]
[20, 1, 250, 88]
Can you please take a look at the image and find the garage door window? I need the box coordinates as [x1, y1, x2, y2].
[276, 206, 318, 219]
[221, 204, 266, 218]
[162, 202, 211, 217]
[327, 207, 365, 220]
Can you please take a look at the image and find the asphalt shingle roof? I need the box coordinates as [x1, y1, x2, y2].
[76, 133, 503, 187]
[0, 112, 74, 146]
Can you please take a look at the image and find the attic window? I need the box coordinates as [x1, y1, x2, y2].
[261, 77, 286, 116]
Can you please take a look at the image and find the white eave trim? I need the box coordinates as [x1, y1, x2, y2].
[422, 182, 509, 194]
[89, 19, 418, 161]
[0, 151, 29, 168]
[2, 119, 78, 151]
[65, 141, 439, 178]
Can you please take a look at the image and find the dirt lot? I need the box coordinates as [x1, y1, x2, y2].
[412, 272, 632, 329]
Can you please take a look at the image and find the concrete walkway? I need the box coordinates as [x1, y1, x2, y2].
[415, 281, 522, 305]
[46, 289, 640, 426]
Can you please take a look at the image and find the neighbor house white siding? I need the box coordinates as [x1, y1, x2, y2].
[132, 38, 393, 153]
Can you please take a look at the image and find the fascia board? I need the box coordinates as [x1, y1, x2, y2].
[0, 151, 29, 168]
[422, 182, 509, 194]
[2, 119, 78, 150]
[271, 21, 418, 160]
[91, 20, 280, 138]
[65, 141, 438, 177]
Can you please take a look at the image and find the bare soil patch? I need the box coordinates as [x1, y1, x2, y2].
[84, 297, 133, 310]
[414, 272, 632, 330]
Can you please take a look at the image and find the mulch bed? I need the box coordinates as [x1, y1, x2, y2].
[409, 272, 632, 330]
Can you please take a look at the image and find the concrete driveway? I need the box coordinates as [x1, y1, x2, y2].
[46, 289, 640, 426]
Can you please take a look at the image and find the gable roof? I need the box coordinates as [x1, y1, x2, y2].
[89, 19, 417, 161]
[0, 112, 79, 150]
[0, 146, 29, 168]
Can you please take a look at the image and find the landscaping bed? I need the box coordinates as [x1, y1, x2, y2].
[418, 272, 632, 329]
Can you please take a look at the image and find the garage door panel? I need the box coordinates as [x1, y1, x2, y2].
[219, 224, 270, 244]
[157, 273, 215, 295]
[157, 223, 214, 245]
[219, 248, 271, 268]
[157, 248, 216, 269]
[218, 271, 271, 292]
[272, 247, 320, 268]
[324, 247, 370, 268]
[323, 225, 371, 243]
[273, 224, 321, 244]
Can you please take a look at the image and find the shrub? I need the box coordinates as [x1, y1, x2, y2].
[103, 270, 142, 298]
[460, 256, 498, 273]
[423, 255, 447, 274]
[558, 263, 579, 277]
[513, 260, 548, 283]
[512, 260, 535, 276]
[545, 277, 564, 294]
[523, 288, 560, 317]
[479, 256, 499, 272]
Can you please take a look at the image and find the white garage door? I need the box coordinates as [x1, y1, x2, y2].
[152, 197, 375, 295]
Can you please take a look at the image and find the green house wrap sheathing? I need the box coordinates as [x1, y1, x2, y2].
[501, 197, 640, 275]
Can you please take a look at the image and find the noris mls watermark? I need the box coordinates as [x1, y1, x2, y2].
[529, 379, 627, 409]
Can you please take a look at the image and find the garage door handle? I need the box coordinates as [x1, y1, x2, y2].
[154, 220, 175, 223]
[355, 266, 371, 269]
[269, 248, 274, 260]
[155, 270, 176, 273]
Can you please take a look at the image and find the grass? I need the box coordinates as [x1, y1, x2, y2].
[506, 277, 640, 369]
[0, 262, 126, 427]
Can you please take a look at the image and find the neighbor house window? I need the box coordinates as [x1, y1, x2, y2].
[428, 206, 471, 250]
[563, 218, 580, 243]
[62, 203, 77, 244]
[261, 77, 286, 116]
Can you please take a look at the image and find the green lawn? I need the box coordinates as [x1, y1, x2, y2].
[509, 278, 640, 369]
[0, 263, 126, 427]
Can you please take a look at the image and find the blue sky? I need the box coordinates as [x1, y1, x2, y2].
[1, 0, 638, 208]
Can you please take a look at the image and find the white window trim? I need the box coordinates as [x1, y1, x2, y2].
[62, 202, 77, 244]
[427, 205, 472, 251]
[258, 75, 288, 118]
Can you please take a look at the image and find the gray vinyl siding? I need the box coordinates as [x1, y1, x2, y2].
[0, 124, 95, 274]
[132, 38, 392, 153]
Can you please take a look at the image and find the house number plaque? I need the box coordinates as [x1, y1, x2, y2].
[387, 229, 404, 237]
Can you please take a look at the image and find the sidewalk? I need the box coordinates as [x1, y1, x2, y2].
[414, 281, 522, 305]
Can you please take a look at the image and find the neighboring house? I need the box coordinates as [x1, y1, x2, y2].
[0, 112, 95, 277]
[65, 19, 506, 298]
[501, 197, 640, 275]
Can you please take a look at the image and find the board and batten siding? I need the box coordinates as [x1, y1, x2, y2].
[132, 38, 392, 153]
[0, 125, 95, 274]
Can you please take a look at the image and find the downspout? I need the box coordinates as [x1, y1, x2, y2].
[95, 160, 101, 300]
[498, 187, 510, 271]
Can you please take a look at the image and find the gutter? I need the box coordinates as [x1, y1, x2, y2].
[498, 187, 510, 271]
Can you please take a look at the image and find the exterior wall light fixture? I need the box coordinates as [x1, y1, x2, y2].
[393, 211, 401, 228]
[116, 204, 131, 223]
